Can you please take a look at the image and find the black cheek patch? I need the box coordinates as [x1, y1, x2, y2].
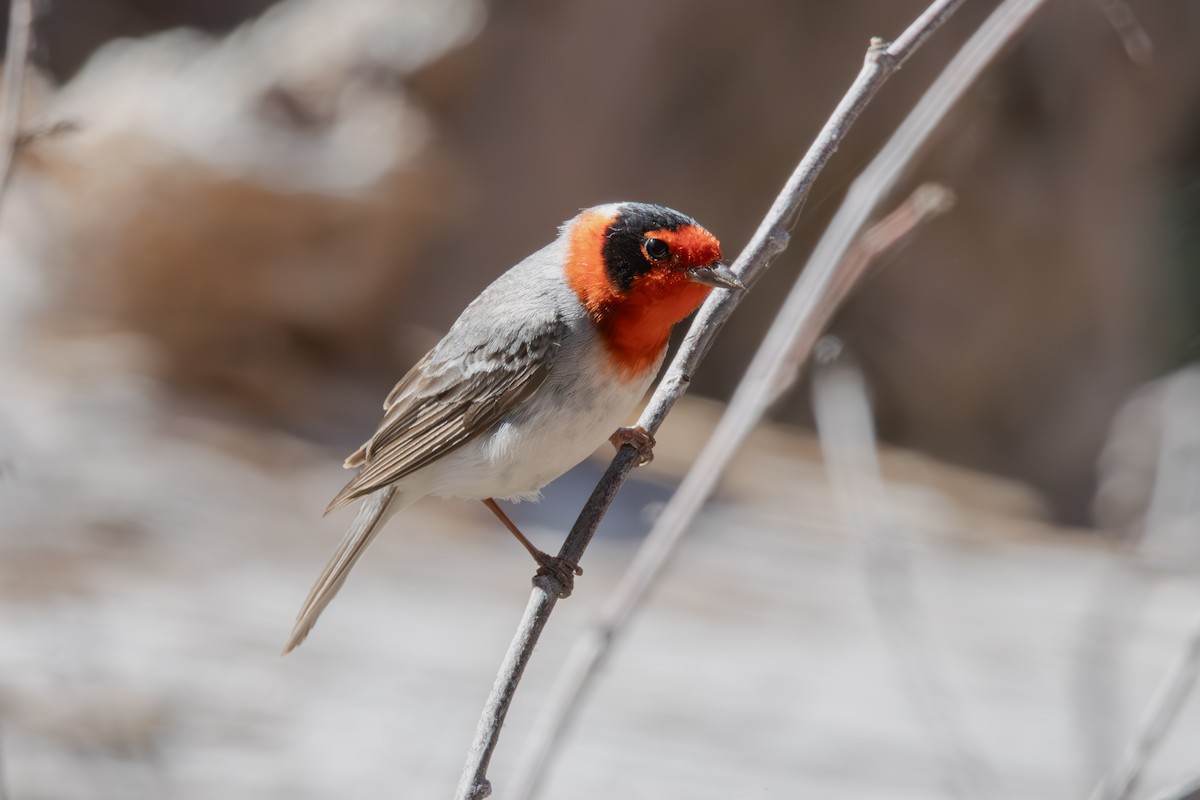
[600, 232, 652, 293]
[600, 203, 696, 293]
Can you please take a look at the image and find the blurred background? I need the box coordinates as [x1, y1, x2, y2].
[1, 0, 1199, 798]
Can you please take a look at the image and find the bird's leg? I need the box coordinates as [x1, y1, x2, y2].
[481, 499, 583, 582]
[610, 425, 656, 466]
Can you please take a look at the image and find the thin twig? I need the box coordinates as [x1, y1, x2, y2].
[506, 0, 1054, 790]
[1080, 368, 1200, 794]
[771, 183, 954, 402]
[1144, 771, 1200, 800]
[0, 5, 33, 791]
[0, 726, 7, 800]
[0, 0, 34, 223]
[1097, 0, 1154, 65]
[812, 338, 999, 800]
[453, 2, 971, 797]
[1073, 564, 1148, 783]
[1087, 615, 1200, 800]
[509, 185, 954, 800]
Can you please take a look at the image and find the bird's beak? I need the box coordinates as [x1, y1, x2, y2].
[688, 262, 745, 291]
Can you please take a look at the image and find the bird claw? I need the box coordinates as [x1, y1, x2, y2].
[535, 553, 582, 596]
[535, 551, 582, 576]
[610, 425, 655, 466]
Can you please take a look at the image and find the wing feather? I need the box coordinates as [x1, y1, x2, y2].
[325, 324, 563, 513]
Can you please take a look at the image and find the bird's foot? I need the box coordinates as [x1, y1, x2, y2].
[610, 425, 656, 466]
[534, 552, 582, 597]
[535, 551, 582, 578]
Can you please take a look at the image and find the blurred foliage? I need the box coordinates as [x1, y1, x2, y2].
[6, 0, 1200, 522]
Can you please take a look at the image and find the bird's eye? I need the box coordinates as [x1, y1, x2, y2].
[644, 238, 670, 262]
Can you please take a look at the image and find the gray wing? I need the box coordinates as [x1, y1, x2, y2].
[326, 293, 569, 513]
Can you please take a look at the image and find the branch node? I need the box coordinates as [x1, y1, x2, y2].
[766, 230, 791, 256]
[532, 572, 572, 599]
[814, 335, 845, 365]
[867, 35, 895, 65]
[464, 779, 492, 800]
[909, 182, 956, 218]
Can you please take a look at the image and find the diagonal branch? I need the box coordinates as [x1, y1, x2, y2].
[453, 2, 975, 797]
[1082, 363, 1200, 799]
[1087, 614, 1200, 800]
[0, 0, 34, 223]
[1097, 0, 1154, 65]
[503, 0, 1056, 792]
[0, 5, 34, 795]
[1145, 771, 1200, 800]
[812, 338, 1000, 800]
[508, 184, 954, 800]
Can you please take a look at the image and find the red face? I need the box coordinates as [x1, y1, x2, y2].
[564, 203, 735, 379]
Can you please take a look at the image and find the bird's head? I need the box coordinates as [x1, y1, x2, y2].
[563, 202, 742, 378]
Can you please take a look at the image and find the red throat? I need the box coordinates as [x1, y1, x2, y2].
[564, 209, 722, 380]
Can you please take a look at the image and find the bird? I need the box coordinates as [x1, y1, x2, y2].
[283, 202, 743, 653]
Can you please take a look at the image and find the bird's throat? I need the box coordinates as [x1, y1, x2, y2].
[562, 207, 714, 380]
[590, 279, 711, 380]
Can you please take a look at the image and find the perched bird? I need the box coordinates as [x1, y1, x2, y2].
[284, 202, 742, 652]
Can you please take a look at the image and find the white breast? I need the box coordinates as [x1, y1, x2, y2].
[413, 336, 660, 503]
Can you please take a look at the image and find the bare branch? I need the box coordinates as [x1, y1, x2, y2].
[1082, 368, 1200, 797]
[504, 0, 1057, 788]
[1098, 0, 1154, 65]
[770, 182, 954, 402]
[0, 723, 8, 800]
[0, 4, 35, 786]
[0, 0, 34, 223]
[508, 182, 955, 800]
[1073, 565, 1149, 781]
[1144, 771, 1200, 800]
[453, 2, 978, 796]
[812, 339, 1000, 800]
[1087, 614, 1200, 800]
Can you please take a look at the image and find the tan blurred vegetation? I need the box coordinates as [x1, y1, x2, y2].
[7, 0, 1200, 521]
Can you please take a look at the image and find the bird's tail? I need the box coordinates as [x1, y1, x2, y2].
[283, 486, 406, 654]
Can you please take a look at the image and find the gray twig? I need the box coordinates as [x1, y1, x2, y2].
[0, 725, 7, 800]
[812, 339, 1000, 800]
[1097, 0, 1154, 64]
[770, 183, 954, 403]
[1073, 565, 1149, 783]
[453, 2, 972, 797]
[504, 0, 1055, 791]
[0, 0, 34, 223]
[1082, 369, 1200, 797]
[0, 5, 33, 794]
[1144, 771, 1200, 800]
[1087, 616, 1200, 800]
[509, 187, 954, 800]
